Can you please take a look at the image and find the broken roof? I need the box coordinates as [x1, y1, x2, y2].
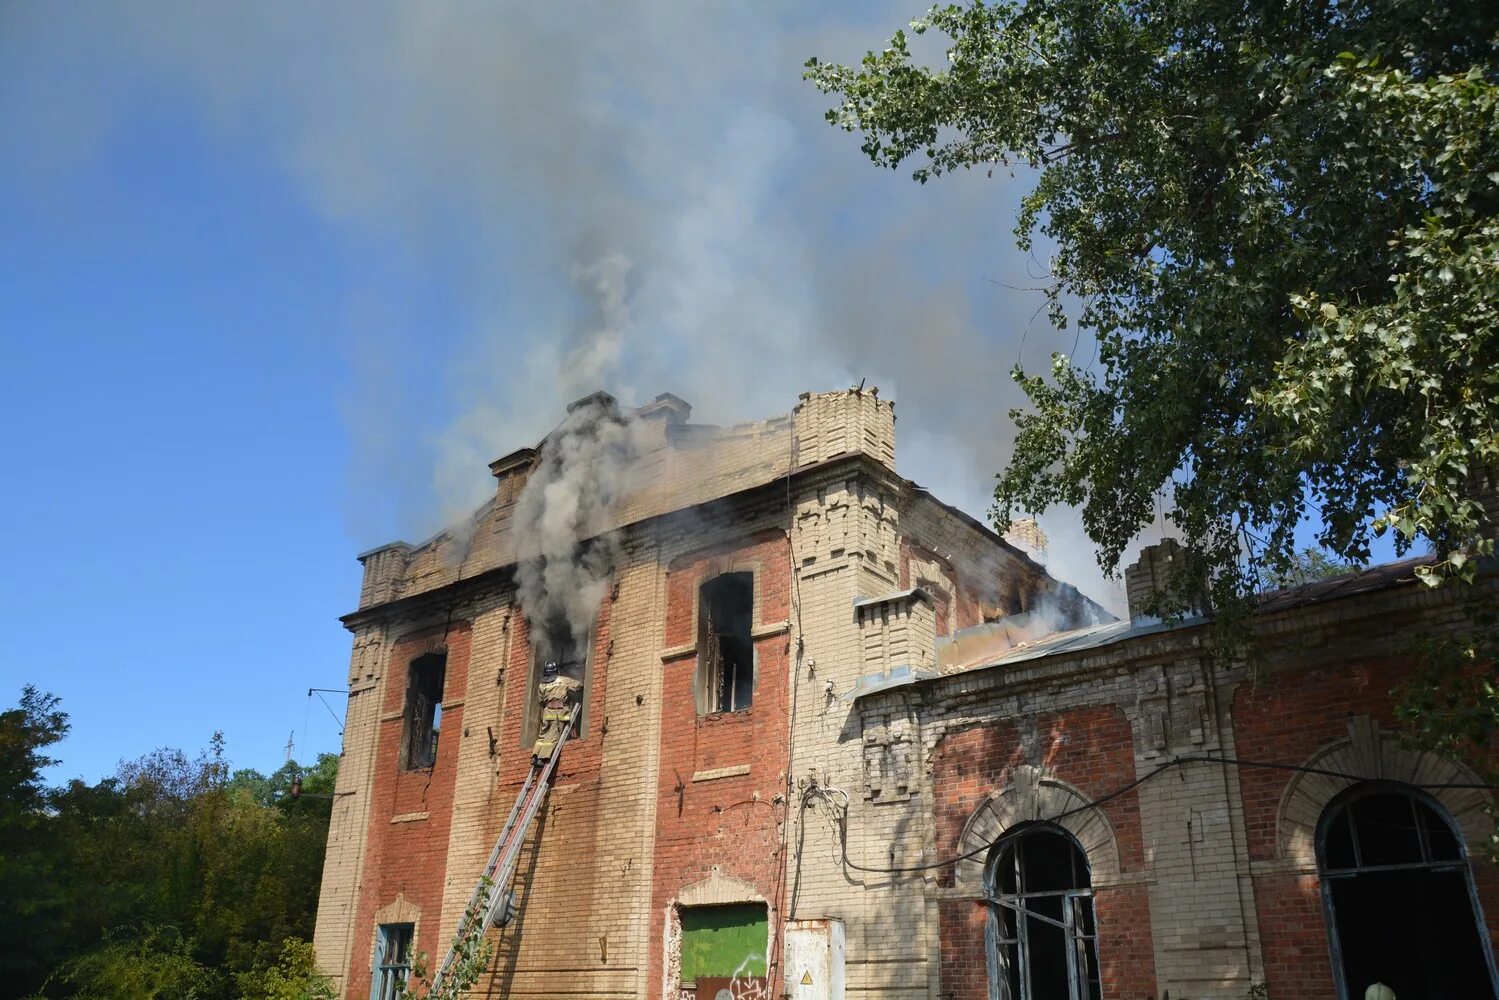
[856, 555, 1445, 700]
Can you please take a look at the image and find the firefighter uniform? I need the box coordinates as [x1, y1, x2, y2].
[532, 665, 582, 766]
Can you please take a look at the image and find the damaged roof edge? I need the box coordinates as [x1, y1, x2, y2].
[850, 554, 1476, 703]
[902, 482, 1114, 622]
[342, 449, 891, 628]
[356, 540, 413, 562]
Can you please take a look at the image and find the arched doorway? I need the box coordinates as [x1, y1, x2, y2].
[1318, 782, 1499, 999]
[986, 823, 1102, 1000]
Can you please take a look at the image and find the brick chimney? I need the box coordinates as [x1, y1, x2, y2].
[489, 446, 537, 506]
[1124, 537, 1191, 622]
[637, 392, 692, 425]
[566, 389, 618, 415]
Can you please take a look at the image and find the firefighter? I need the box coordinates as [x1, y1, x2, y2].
[532, 659, 581, 767]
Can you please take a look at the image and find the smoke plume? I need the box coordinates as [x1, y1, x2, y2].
[0, 1, 1134, 613]
[512, 396, 644, 657]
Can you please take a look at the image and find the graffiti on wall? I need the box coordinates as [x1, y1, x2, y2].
[693, 976, 771, 1000]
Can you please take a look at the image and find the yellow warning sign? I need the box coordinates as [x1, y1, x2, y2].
[800, 971, 813, 986]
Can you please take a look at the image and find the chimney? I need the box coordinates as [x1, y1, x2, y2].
[1003, 517, 1049, 561]
[566, 389, 619, 415]
[637, 392, 692, 425]
[356, 541, 412, 609]
[489, 446, 537, 506]
[1124, 537, 1193, 622]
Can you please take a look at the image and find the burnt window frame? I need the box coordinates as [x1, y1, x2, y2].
[371, 922, 413, 1000]
[695, 571, 756, 716]
[401, 652, 446, 771]
[984, 822, 1102, 1000]
[519, 615, 595, 748]
[1315, 780, 1499, 999]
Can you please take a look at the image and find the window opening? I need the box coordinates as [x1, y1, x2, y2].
[402, 653, 446, 770]
[521, 615, 591, 746]
[697, 573, 754, 714]
[371, 923, 413, 1000]
[986, 824, 1101, 1000]
[1318, 783, 1498, 999]
[679, 902, 768, 989]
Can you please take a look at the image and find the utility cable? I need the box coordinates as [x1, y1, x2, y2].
[813, 751, 1497, 876]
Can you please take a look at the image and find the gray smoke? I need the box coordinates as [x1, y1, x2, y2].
[512, 396, 645, 658]
[1, 1, 1130, 613]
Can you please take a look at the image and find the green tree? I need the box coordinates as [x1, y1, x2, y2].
[0, 688, 71, 994]
[806, 1, 1498, 618]
[234, 939, 336, 1000]
[39, 927, 220, 1000]
[1256, 546, 1358, 591]
[1, 687, 340, 1000]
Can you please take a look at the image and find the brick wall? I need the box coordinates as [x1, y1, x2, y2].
[931, 707, 1147, 878]
[650, 530, 793, 996]
[345, 622, 471, 1000]
[929, 707, 1156, 998]
[937, 900, 989, 1000]
[1251, 874, 1332, 998]
[1235, 657, 1416, 862]
[1235, 652, 1499, 1000]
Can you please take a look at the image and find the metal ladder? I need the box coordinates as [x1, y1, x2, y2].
[428, 703, 580, 995]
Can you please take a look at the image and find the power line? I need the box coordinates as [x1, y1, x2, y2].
[814, 751, 1496, 876]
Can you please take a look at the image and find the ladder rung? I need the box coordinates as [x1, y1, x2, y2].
[429, 703, 580, 994]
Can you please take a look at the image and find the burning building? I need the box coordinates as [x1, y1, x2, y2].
[313, 388, 1499, 1000]
[314, 387, 1101, 999]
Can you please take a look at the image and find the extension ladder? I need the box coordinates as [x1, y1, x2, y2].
[428, 703, 580, 995]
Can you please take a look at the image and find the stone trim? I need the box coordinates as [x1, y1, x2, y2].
[677, 867, 766, 907]
[390, 811, 429, 824]
[373, 893, 421, 925]
[1276, 716, 1493, 864]
[953, 764, 1123, 890]
[692, 764, 752, 783]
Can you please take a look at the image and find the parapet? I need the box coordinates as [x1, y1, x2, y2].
[793, 387, 896, 471]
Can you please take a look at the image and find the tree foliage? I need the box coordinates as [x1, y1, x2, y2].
[1256, 545, 1358, 591]
[807, 0, 1499, 617]
[1, 688, 338, 1000]
[396, 879, 496, 1000]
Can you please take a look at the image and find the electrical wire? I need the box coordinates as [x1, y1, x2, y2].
[813, 751, 1498, 876]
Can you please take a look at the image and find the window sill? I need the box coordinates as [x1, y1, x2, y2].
[695, 708, 754, 722]
[662, 621, 792, 663]
[692, 764, 751, 782]
[390, 811, 429, 824]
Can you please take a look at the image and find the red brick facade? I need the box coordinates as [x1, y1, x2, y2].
[1236, 655, 1499, 1000]
[932, 708, 1157, 999]
[650, 530, 793, 993]
[911, 596, 1499, 1000]
[346, 623, 471, 1000]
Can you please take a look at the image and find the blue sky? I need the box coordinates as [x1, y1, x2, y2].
[0, 3, 1388, 784]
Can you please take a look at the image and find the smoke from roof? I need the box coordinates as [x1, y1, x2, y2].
[512, 396, 645, 658]
[1, 1, 1137, 613]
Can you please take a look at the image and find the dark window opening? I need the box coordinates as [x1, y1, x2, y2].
[521, 615, 591, 746]
[696, 573, 754, 714]
[402, 653, 445, 770]
[1318, 784, 1498, 1000]
[987, 824, 1101, 1000]
[372, 922, 413, 1000]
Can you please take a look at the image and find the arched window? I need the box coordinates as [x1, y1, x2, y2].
[1318, 782, 1499, 999]
[986, 824, 1102, 1000]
